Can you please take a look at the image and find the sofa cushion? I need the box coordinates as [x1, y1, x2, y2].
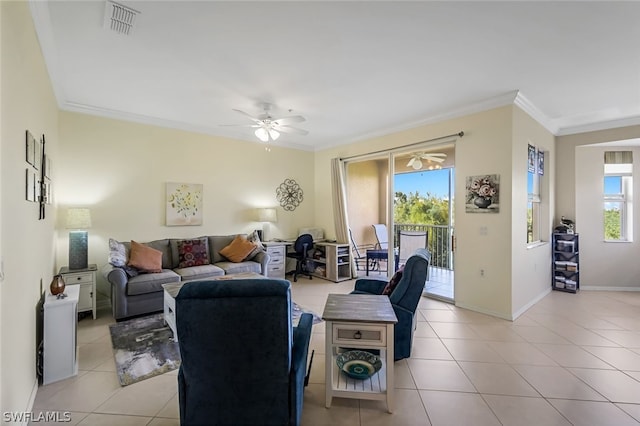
[128, 241, 163, 273]
[174, 264, 225, 281]
[127, 269, 180, 296]
[124, 239, 173, 270]
[215, 261, 262, 275]
[219, 235, 256, 263]
[109, 238, 139, 277]
[177, 238, 210, 268]
[209, 235, 238, 263]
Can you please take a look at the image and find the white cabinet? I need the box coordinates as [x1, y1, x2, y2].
[43, 285, 79, 385]
[60, 264, 97, 319]
[263, 243, 286, 279]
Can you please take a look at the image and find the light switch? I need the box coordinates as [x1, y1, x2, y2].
[479, 226, 488, 236]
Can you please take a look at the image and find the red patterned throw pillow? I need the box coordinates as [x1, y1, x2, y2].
[177, 238, 210, 268]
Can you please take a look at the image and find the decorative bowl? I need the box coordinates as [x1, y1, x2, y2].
[336, 350, 382, 380]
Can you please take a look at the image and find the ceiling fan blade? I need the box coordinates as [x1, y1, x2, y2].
[219, 124, 260, 128]
[272, 115, 306, 126]
[232, 109, 263, 124]
[274, 125, 309, 135]
[407, 157, 416, 167]
[424, 156, 445, 163]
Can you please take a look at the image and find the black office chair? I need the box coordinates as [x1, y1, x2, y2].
[287, 234, 314, 282]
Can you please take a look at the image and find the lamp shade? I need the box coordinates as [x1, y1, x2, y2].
[66, 208, 92, 229]
[258, 208, 277, 223]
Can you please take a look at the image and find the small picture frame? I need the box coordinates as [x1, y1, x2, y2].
[537, 150, 544, 175]
[44, 154, 51, 178]
[26, 130, 36, 166]
[527, 144, 536, 173]
[34, 136, 42, 171]
[25, 169, 36, 202]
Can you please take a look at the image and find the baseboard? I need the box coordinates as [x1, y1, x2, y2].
[453, 301, 513, 321]
[511, 287, 552, 320]
[581, 286, 640, 291]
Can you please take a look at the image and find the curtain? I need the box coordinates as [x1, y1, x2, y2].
[331, 158, 354, 277]
[604, 151, 633, 164]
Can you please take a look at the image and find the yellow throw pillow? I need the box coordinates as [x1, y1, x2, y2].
[219, 235, 257, 263]
[128, 240, 163, 272]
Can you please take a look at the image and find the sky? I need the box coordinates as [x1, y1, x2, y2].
[394, 169, 452, 199]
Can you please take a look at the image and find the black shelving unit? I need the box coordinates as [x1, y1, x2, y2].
[552, 233, 579, 293]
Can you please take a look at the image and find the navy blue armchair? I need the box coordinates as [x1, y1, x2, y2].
[176, 278, 313, 426]
[351, 248, 430, 361]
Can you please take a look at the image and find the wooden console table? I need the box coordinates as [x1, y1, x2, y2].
[322, 293, 397, 413]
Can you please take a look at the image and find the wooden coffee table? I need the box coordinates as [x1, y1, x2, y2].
[162, 272, 264, 342]
[322, 293, 397, 413]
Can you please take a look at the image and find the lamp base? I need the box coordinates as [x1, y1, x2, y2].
[69, 231, 88, 270]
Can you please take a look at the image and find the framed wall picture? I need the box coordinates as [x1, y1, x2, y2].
[26, 130, 36, 166]
[25, 169, 36, 202]
[34, 136, 42, 171]
[166, 182, 203, 226]
[465, 174, 500, 213]
[527, 144, 536, 173]
[537, 150, 545, 175]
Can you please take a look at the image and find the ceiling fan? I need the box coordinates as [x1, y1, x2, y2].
[222, 103, 309, 142]
[407, 152, 446, 170]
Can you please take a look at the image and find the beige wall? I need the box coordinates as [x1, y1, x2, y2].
[56, 112, 316, 299]
[510, 106, 555, 316]
[346, 161, 380, 247]
[314, 106, 535, 319]
[1, 1, 60, 415]
[575, 145, 640, 289]
[556, 125, 640, 223]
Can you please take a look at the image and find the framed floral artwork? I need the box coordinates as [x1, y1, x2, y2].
[466, 174, 500, 213]
[166, 182, 203, 226]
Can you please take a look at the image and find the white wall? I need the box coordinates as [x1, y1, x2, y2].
[576, 145, 640, 290]
[1, 1, 60, 415]
[56, 112, 316, 299]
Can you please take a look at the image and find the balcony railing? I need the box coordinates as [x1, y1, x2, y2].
[393, 223, 453, 269]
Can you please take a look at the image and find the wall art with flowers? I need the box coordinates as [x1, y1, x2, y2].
[466, 174, 500, 213]
[166, 182, 203, 226]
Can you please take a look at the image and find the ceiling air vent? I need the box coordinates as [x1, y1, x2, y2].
[103, 0, 139, 35]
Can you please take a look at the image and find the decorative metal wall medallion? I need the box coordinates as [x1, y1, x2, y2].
[276, 179, 303, 211]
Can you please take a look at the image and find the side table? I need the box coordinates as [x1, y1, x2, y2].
[43, 285, 79, 385]
[59, 264, 97, 319]
[322, 293, 397, 413]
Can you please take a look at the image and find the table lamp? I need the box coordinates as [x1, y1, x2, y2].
[66, 208, 92, 270]
[258, 208, 277, 241]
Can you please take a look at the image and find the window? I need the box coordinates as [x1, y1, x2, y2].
[604, 151, 633, 241]
[527, 170, 540, 244]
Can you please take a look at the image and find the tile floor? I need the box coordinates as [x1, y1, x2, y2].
[32, 280, 640, 425]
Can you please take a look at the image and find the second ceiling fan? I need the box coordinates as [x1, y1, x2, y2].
[224, 103, 309, 142]
[407, 152, 446, 170]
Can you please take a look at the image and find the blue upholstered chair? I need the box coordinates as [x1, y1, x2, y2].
[351, 248, 430, 361]
[175, 278, 313, 426]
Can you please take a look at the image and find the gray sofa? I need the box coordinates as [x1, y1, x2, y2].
[102, 235, 269, 320]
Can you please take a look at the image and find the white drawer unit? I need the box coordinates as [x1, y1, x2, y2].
[59, 264, 97, 319]
[264, 243, 286, 279]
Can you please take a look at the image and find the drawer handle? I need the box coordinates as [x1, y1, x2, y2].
[353, 331, 362, 339]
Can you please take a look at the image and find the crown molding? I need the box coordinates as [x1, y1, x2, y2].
[555, 115, 640, 136]
[61, 101, 314, 151]
[513, 92, 558, 135]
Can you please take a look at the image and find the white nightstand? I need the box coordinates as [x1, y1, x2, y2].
[43, 285, 79, 385]
[263, 242, 287, 279]
[59, 264, 97, 319]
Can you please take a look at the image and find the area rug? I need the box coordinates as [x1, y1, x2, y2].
[110, 303, 322, 386]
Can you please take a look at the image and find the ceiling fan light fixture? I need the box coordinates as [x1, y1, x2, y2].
[268, 129, 280, 141]
[411, 159, 423, 170]
[255, 127, 269, 142]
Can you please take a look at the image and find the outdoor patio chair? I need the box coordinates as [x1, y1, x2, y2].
[372, 223, 389, 250]
[398, 230, 428, 269]
[349, 228, 375, 271]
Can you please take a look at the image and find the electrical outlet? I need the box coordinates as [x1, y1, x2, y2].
[480, 269, 485, 277]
